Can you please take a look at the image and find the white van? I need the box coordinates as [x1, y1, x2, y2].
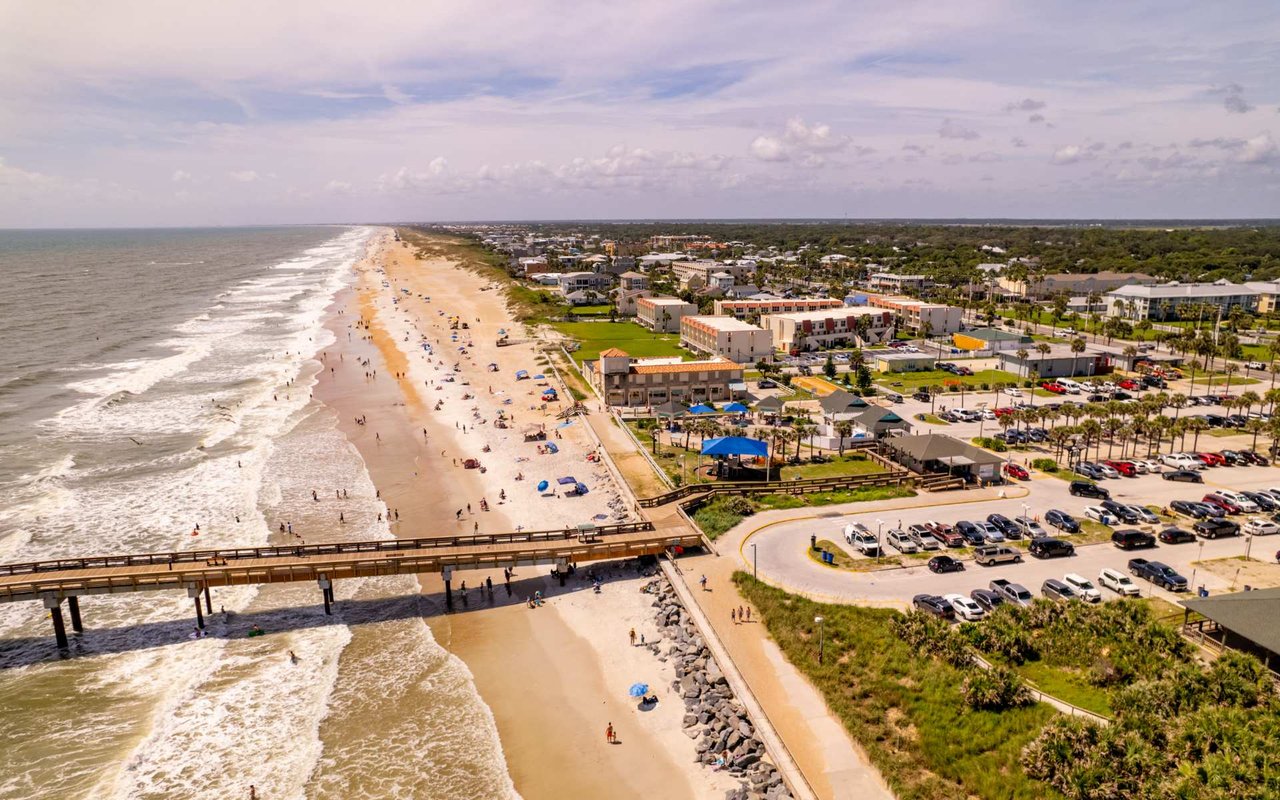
[1057, 379, 1082, 394]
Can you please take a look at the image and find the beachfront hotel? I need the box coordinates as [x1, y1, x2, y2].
[679, 315, 773, 364]
[711, 297, 843, 319]
[585, 349, 746, 407]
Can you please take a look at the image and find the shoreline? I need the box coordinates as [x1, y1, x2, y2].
[312, 229, 737, 798]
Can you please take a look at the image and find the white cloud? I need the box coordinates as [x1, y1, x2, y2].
[1052, 145, 1084, 165]
[1239, 133, 1276, 163]
[324, 179, 352, 194]
[938, 118, 979, 140]
[749, 135, 788, 161]
[171, 169, 191, 182]
[229, 170, 259, 182]
[1004, 98, 1045, 112]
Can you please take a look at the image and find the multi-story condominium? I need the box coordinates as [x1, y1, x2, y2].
[1104, 281, 1259, 321]
[679, 316, 774, 363]
[999, 271, 1157, 299]
[712, 297, 843, 319]
[864, 295, 963, 335]
[867, 273, 931, 293]
[761, 307, 895, 353]
[587, 350, 745, 407]
[635, 296, 698, 332]
[1244, 281, 1280, 314]
[671, 259, 757, 289]
[557, 271, 612, 294]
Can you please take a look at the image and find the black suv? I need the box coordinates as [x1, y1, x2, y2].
[912, 390, 931, 402]
[912, 594, 955, 620]
[987, 514, 1021, 539]
[1069, 480, 1110, 500]
[1158, 527, 1196, 544]
[1101, 500, 1140, 525]
[1029, 537, 1075, 558]
[1112, 529, 1156, 550]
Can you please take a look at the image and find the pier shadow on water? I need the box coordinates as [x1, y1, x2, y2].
[0, 561, 656, 668]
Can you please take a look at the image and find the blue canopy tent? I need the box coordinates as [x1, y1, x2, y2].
[721, 402, 749, 414]
[700, 436, 769, 458]
[515, 370, 530, 380]
[557, 475, 578, 485]
[688, 404, 716, 414]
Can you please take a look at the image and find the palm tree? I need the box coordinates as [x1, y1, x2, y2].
[1167, 393, 1188, 419]
[1268, 339, 1280, 389]
[1240, 390, 1261, 416]
[835, 420, 854, 456]
[1070, 337, 1087, 378]
[1036, 342, 1051, 379]
[1185, 417, 1209, 451]
[1016, 348, 1030, 379]
[1223, 362, 1240, 395]
[1245, 418, 1267, 451]
[791, 418, 814, 460]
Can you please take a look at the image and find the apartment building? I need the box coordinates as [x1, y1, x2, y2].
[680, 316, 774, 363]
[557, 271, 612, 294]
[867, 273, 931, 293]
[712, 297, 843, 319]
[864, 295, 963, 335]
[1104, 281, 1259, 321]
[588, 349, 745, 407]
[671, 259, 757, 289]
[761, 307, 895, 353]
[999, 271, 1156, 299]
[635, 296, 698, 332]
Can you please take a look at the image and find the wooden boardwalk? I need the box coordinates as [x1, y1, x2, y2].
[0, 522, 701, 648]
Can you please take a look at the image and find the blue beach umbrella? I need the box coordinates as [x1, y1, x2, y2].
[688, 403, 715, 414]
[628, 683, 649, 697]
[536, 480, 549, 492]
[721, 402, 749, 413]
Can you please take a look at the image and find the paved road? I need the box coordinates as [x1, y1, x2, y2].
[724, 466, 1280, 609]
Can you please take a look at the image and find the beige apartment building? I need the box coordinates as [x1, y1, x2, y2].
[762, 307, 895, 353]
[680, 316, 774, 363]
[864, 295, 963, 335]
[998, 271, 1156, 299]
[636, 296, 697, 332]
[587, 349, 745, 407]
[712, 297, 843, 319]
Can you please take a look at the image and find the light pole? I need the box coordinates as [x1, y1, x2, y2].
[814, 615, 825, 664]
[875, 519, 884, 552]
[1245, 532, 1254, 561]
[1022, 502, 1030, 521]
[1191, 540, 1205, 592]
[751, 543, 758, 580]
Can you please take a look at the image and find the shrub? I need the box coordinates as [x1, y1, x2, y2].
[979, 381, 991, 390]
[963, 666, 1034, 710]
[973, 436, 1009, 452]
[1031, 457, 1058, 471]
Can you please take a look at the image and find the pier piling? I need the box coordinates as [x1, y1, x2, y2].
[204, 585, 212, 615]
[67, 595, 83, 633]
[319, 577, 332, 615]
[43, 596, 68, 648]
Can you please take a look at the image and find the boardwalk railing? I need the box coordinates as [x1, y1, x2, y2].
[0, 521, 655, 577]
[638, 470, 910, 508]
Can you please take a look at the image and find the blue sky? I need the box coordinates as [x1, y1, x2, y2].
[1, 0, 1278, 226]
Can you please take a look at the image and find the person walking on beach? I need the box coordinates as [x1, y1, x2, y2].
[731, 608, 737, 624]
[605, 722, 615, 744]
[699, 574, 708, 591]
[629, 628, 636, 646]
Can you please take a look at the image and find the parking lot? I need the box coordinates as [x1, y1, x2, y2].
[741, 464, 1280, 610]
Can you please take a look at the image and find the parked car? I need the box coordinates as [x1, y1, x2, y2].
[1214, 490, 1259, 512]
[1062, 573, 1102, 602]
[969, 588, 1004, 612]
[1128, 558, 1188, 592]
[1193, 518, 1241, 539]
[943, 593, 986, 622]
[1042, 578, 1078, 601]
[1163, 469, 1204, 483]
[1243, 518, 1280, 536]
[1075, 463, 1105, 480]
[1003, 462, 1030, 481]
[912, 390, 931, 402]
[927, 555, 965, 573]
[1240, 450, 1270, 466]
[1162, 454, 1204, 471]
[987, 514, 1022, 540]
[1029, 537, 1075, 558]
[973, 545, 1023, 566]
[1095, 463, 1121, 479]
[1084, 505, 1117, 525]
[1044, 509, 1080, 534]
[1041, 382, 1067, 394]
[1014, 516, 1047, 538]
[907, 524, 942, 551]
[1196, 452, 1226, 468]
[1136, 459, 1163, 473]
[1202, 493, 1243, 514]
[1171, 499, 1212, 518]
[1220, 449, 1250, 466]
[1002, 387, 1023, 397]
[1102, 459, 1137, 477]
[1111, 529, 1156, 550]
[955, 521, 988, 546]
[912, 594, 955, 620]
[989, 578, 1034, 607]
[1158, 526, 1196, 544]
[976, 520, 1006, 543]
[925, 521, 965, 548]
[1098, 567, 1141, 596]
[1101, 500, 1140, 524]
[1242, 491, 1278, 512]
[1127, 504, 1160, 525]
[885, 529, 919, 553]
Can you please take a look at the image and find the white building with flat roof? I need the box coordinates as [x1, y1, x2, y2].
[761, 307, 895, 353]
[680, 316, 774, 363]
[1104, 281, 1259, 321]
[636, 296, 697, 332]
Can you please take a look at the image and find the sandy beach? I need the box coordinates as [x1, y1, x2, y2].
[314, 229, 735, 798]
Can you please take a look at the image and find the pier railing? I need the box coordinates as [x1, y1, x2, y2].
[0, 521, 656, 577]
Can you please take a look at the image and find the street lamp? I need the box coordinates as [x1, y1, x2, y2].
[751, 543, 758, 580]
[1245, 533, 1254, 561]
[875, 519, 884, 551]
[814, 615, 825, 664]
[1191, 540, 1205, 592]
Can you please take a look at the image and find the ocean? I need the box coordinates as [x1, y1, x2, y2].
[0, 227, 515, 799]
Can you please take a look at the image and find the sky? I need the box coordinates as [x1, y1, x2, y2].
[2, 0, 1280, 227]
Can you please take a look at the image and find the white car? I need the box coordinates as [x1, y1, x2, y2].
[886, 529, 919, 553]
[1216, 490, 1259, 513]
[980, 409, 997, 420]
[1063, 573, 1102, 602]
[1128, 461, 1149, 474]
[1099, 567, 1141, 596]
[1002, 387, 1023, 397]
[1096, 464, 1120, 479]
[1163, 454, 1204, 471]
[1084, 506, 1117, 525]
[1137, 459, 1163, 473]
[943, 593, 987, 622]
[1057, 379, 1082, 394]
[1243, 518, 1280, 536]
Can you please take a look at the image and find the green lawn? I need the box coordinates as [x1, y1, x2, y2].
[552, 320, 688, 363]
[1013, 661, 1113, 717]
[777, 453, 885, 480]
[566, 304, 613, 316]
[877, 369, 1023, 389]
[751, 485, 914, 510]
[920, 413, 951, 425]
[734, 575, 1060, 800]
